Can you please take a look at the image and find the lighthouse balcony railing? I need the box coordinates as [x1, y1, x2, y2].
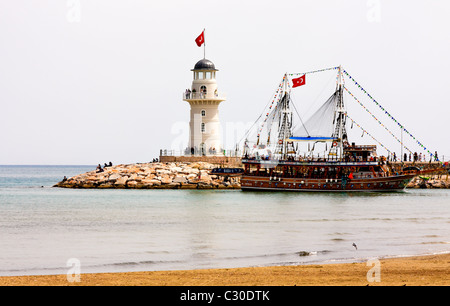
[182, 91, 226, 100]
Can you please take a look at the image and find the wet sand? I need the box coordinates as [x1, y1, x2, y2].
[0, 253, 448, 286]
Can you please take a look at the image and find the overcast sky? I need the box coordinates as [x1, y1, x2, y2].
[1, 0, 449, 165]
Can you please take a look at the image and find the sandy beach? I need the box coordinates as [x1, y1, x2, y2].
[0, 253, 448, 286]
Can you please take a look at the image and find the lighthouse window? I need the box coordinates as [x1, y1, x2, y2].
[201, 123, 206, 133]
[205, 72, 211, 79]
[201, 110, 206, 117]
[198, 72, 204, 79]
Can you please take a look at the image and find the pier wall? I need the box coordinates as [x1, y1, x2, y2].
[159, 155, 242, 167]
[390, 162, 444, 172]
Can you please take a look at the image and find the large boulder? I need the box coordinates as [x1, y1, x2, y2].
[160, 175, 173, 184]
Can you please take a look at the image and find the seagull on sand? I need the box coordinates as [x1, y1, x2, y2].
[352, 243, 357, 250]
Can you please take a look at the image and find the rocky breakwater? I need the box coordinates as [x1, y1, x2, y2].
[406, 174, 450, 189]
[54, 162, 241, 190]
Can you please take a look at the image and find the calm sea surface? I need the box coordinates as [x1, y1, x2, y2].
[0, 165, 449, 276]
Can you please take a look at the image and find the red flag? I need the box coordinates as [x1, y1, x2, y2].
[292, 75, 306, 88]
[195, 31, 205, 47]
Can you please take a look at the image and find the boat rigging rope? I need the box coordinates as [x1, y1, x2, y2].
[345, 114, 392, 156]
[343, 86, 413, 155]
[242, 67, 441, 164]
[289, 66, 339, 77]
[343, 69, 437, 161]
[239, 76, 286, 146]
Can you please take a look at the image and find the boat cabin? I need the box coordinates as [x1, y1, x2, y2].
[344, 143, 377, 162]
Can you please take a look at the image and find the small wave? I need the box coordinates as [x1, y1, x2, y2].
[297, 250, 332, 257]
[297, 251, 316, 257]
[330, 238, 345, 241]
[108, 259, 184, 267]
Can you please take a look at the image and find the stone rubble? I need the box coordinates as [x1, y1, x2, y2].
[54, 162, 241, 189]
[406, 175, 450, 189]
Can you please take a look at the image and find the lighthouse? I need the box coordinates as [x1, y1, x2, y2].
[183, 58, 226, 156]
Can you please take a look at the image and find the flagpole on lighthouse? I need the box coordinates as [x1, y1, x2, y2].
[195, 29, 206, 58]
[203, 28, 206, 59]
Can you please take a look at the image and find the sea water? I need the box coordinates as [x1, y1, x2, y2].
[0, 165, 449, 276]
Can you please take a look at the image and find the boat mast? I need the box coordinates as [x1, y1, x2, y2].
[275, 74, 295, 159]
[331, 66, 347, 160]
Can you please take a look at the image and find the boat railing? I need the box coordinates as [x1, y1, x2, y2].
[345, 145, 377, 151]
[242, 157, 379, 165]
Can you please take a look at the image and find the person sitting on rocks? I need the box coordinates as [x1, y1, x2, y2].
[96, 164, 104, 173]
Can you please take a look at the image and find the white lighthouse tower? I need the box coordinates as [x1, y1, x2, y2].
[183, 58, 226, 156]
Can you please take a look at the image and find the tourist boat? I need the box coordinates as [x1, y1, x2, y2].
[240, 66, 424, 192]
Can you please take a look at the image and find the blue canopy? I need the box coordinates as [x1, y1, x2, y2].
[288, 136, 337, 142]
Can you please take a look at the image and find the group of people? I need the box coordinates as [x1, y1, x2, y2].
[185, 146, 218, 156]
[398, 151, 439, 162]
[184, 89, 193, 99]
[96, 161, 113, 173]
[244, 150, 441, 164]
[184, 88, 218, 99]
[184, 88, 207, 99]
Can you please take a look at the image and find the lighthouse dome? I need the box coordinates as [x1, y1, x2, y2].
[193, 59, 218, 71]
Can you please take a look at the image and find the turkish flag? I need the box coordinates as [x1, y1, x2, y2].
[292, 75, 306, 88]
[195, 31, 205, 47]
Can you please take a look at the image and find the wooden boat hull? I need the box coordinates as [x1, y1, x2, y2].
[240, 174, 416, 192]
